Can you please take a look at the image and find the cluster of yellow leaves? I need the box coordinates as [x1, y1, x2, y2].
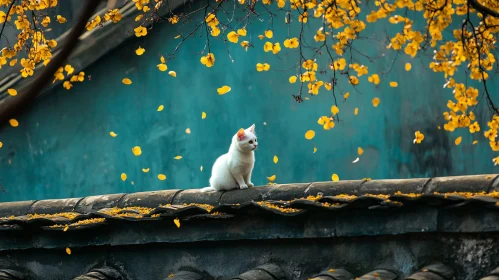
[53, 64, 84, 90]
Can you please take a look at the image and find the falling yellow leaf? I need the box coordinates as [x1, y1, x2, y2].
[200, 166, 203, 171]
[332, 174, 339, 182]
[273, 155, 278, 164]
[313, 147, 317, 153]
[372, 98, 380, 107]
[455, 136, 462, 145]
[185, 128, 191, 134]
[358, 147, 364, 155]
[202, 112, 207, 119]
[354, 108, 359, 115]
[174, 156, 182, 160]
[405, 63, 412, 71]
[66, 247, 71, 255]
[0, 142, 2, 148]
[139, 169, 148, 174]
[121, 173, 127, 181]
[267, 175, 276, 181]
[9, 119, 18, 127]
[363, 178, 371, 181]
[217, 85, 231, 95]
[157, 64, 167, 71]
[389, 81, 398, 87]
[7, 88, 17, 96]
[135, 46, 145, 55]
[132, 146, 142, 156]
[168, 71, 177, 77]
[305, 130, 315, 140]
[173, 218, 180, 228]
[158, 174, 166, 180]
[343, 92, 350, 100]
[63, 225, 69, 232]
[289, 76, 297, 83]
[122, 78, 132, 85]
[157, 105, 164, 111]
[264, 30, 273, 38]
[472, 140, 478, 145]
[331, 105, 340, 116]
[110, 131, 117, 137]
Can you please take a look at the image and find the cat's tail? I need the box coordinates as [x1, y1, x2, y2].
[199, 186, 215, 192]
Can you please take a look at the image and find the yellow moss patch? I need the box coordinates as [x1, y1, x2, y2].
[27, 212, 79, 220]
[257, 201, 301, 213]
[49, 218, 106, 228]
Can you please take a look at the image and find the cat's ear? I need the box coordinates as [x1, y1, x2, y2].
[237, 128, 245, 140]
[247, 124, 255, 133]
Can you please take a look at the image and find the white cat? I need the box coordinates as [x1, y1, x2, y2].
[201, 124, 258, 192]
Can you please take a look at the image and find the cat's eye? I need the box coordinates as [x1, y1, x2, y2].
[249, 140, 253, 144]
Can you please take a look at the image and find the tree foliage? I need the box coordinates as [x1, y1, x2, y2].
[0, 0, 499, 166]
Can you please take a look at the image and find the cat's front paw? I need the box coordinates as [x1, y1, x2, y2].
[239, 184, 249, 190]
[247, 182, 254, 187]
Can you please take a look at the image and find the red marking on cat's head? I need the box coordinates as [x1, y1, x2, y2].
[237, 128, 245, 140]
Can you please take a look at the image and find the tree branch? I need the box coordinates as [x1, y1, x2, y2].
[0, 0, 101, 125]
[468, 0, 499, 18]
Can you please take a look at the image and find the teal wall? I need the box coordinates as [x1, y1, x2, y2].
[0, 4, 497, 202]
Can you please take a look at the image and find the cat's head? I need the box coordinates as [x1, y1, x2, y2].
[233, 124, 258, 152]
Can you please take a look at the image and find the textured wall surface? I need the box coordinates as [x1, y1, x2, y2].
[0, 234, 497, 280]
[0, 3, 497, 202]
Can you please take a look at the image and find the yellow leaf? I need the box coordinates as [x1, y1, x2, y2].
[135, 14, 143, 21]
[332, 174, 339, 182]
[405, 63, 412, 71]
[227, 31, 239, 43]
[202, 112, 207, 119]
[173, 218, 180, 228]
[157, 64, 167, 71]
[185, 128, 191, 134]
[63, 225, 69, 232]
[217, 85, 231, 95]
[9, 59, 17, 66]
[142, 168, 150, 173]
[7, 89, 17, 96]
[0, 142, 2, 148]
[256, 63, 270, 72]
[455, 136, 462, 145]
[265, 30, 273, 38]
[57, 15, 67, 23]
[273, 155, 278, 164]
[354, 108, 358, 115]
[110, 131, 117, 137]
[9, 119, 18, 127]
[160, 55, 166, 64]
[331, 105, 340, 115]
[168, 71, 177, 77]
[289, 76, 297, 83]
[343, 92, 350, 100]
[305, 130, 315, 140]
[258, 35, 264, 40]
[158, 174, 167, 180]
[157, 105, 164, 111]
[313, 147, 317, 153]
[389, 81, 398, 87]
[66, 247, 71, 255]
[136, 46, 145, 55]
[358, 147, 364, 155]
[174, 156, 182, 160]
[122, 78, 132, 85]
[372, 98, 380, 107]
[472, 140, 478, 145]
[237, 28, 247, 36]
[200, 166, 203, 171]
[267, 175, 276, 181]
[132, 146, 142, 156]
[121, 173, 127, 181]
